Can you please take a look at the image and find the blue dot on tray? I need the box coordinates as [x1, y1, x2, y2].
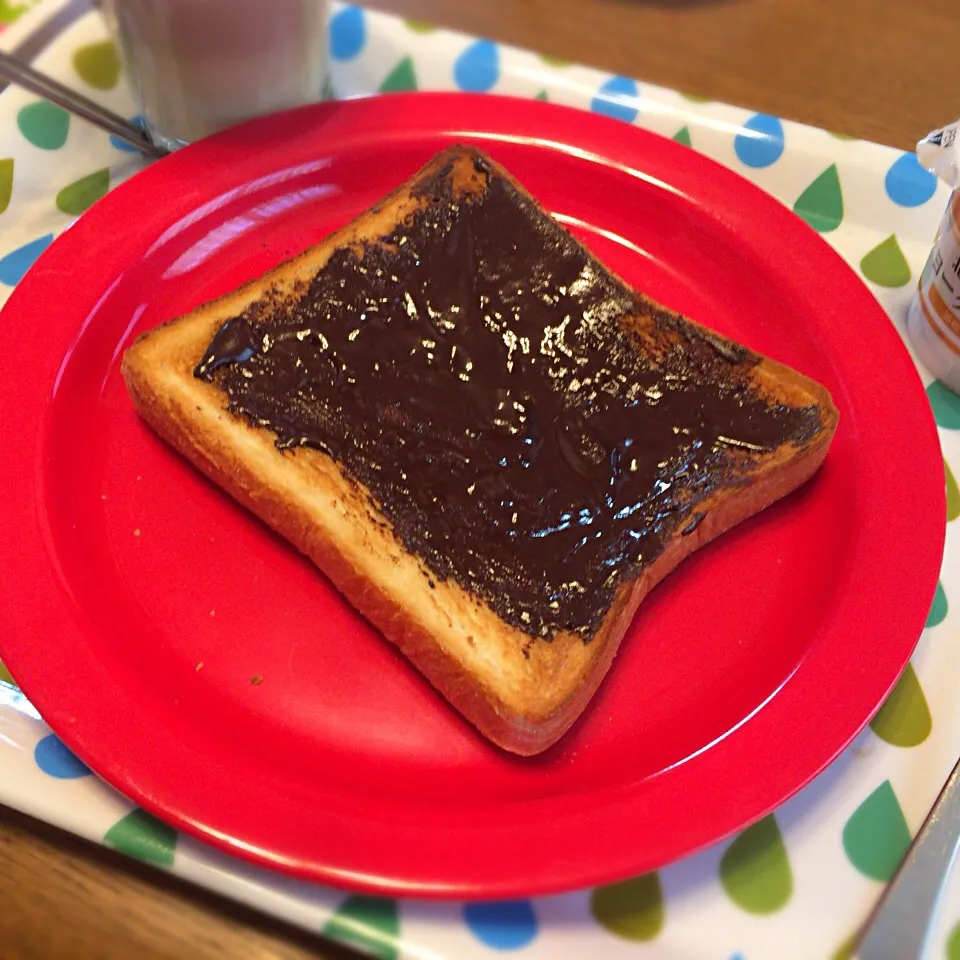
[454, 40, 500, 93]
[34, 734, 91, 779]
[330, 6, 366, 61]
[590, 76, 640, 124]
[885, 152, 937, 208]
[464, 901, 539, 950]
[0, 233, 53, 286]
[110, 115, 146, 152]
[734, 113, 785, 168]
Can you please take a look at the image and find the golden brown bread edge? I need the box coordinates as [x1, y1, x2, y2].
[121, 145, 839, 756]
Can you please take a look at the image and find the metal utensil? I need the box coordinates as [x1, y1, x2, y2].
[853, 756, 960, 959]
[0, 50, 167, 158]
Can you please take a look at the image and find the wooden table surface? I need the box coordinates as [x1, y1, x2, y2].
[375, 0, 957, 152]
[1, 0, 954, 957]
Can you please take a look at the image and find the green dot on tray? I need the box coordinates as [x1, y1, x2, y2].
[73, 40, 120, 90]
[842, 781, 911, 882]
[0, 0, 28, 26]
[860, 234, 911, 287]
[590, 872, 664, 941]
[0, 158, 11, 214]
[794, 164, 844, 232]
[719, 815, 793, 914]
[869, 662, 931, 747]
[322, 896, 400, 960]
[831, 933, 856, 960]
[379, 57, 417, 93]
[17, 101, 69, 150]
[927, 381, 960, 429]
[927, 581, 948, 628]
[946, 459, 960, 521]
[56, 168, 109, 216]
[104, 809, 177, 868]
[947, 921, 960, 960]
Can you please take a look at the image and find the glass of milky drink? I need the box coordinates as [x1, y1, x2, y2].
[96, 0, 330, 153]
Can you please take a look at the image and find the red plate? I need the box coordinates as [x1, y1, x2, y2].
[0, 93, 944, 898]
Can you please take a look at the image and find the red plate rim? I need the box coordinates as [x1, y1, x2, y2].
[0, 92, 946, 898]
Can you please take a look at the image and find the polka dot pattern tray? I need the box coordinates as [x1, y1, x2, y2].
[0, 2, 958, 958]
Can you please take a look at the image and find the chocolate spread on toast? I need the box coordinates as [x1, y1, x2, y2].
[196, 154, 822, 640]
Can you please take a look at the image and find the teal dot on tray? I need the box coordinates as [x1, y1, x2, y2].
[17, 101, 69, 150]
[104, 808, 177, 867]
[885, 153, 937, 208]
[464, 901, 539, 950]
[330, 5, 365, 61]
[590, 76, 640, 124]
[734, 114, 785, 168]
[927, 380, 960, 429]
[34, 734, 91, 779]
[454, 40, 500, 93]
[927, 581, 948, 628]
[323, 896, 400, 960]
[0, 233, 53, 286]
[842, 780, 911, 882]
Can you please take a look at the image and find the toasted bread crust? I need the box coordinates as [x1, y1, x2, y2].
[122, 147, 838, 755]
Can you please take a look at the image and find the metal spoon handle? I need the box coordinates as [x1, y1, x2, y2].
[0, 51, 166, 158]
[854, 756, 960, 959]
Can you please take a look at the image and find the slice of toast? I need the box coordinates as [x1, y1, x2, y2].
[122, 145, 838, 756]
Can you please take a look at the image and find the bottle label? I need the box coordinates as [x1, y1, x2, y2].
[915, 191, 960, 356]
